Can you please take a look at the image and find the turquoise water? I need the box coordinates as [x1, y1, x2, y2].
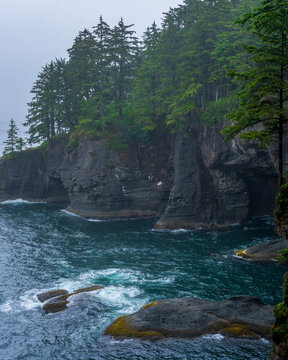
[0, 201, 285, 360]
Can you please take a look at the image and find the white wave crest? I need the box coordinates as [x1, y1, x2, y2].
[260, 338, 270, 344]
[0, 198, 46, 205]
[96, 285, 146, 313]
[60, 209, 83, 218]
[0, 300, 13, 312]
[61, 209, 105, 222]
[152, 228, 190, 233]
[202, 334, 224, 340]
[19, 291, 41, 310]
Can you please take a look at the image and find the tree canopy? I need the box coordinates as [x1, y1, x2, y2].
[24, 1, 261, 148]
[222, 0, 288, 186]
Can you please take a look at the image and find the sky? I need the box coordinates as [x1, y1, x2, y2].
[0, 0, 181, 152]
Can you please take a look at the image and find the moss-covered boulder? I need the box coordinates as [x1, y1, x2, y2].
[220, 324, 259, 339]
[104, 296, 273, 340]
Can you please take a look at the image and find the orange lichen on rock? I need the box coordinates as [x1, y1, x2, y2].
[104, 315, 164, 340]
[235, 249, 252, 259]
[221, 324, 258, 338]
[141, 301, 158, 309]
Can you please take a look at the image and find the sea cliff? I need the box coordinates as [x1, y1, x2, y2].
[0, 124, 278, 228]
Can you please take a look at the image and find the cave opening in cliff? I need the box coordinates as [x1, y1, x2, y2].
[46, 176, 70, 207]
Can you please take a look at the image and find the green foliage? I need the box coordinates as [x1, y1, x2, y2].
[273, 302, 288, 344]
[222, 0, 288, 185]
[24, 59, 68, 144]
[277, 248, 288, 266]
[36, 140, 50, 150]
[107, 137, 129, 153]
[15, 138, 25, 152]
[275, 178, 288, 225]
[24, 1, 263, 148]
[274, 179, 288, 265]
[3, 119, 21, 156]
[67, 133, 79, 150]
[198, 95, 238, 125]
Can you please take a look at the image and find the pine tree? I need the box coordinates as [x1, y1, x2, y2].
[132, 22, 162, 133]
[222, 0, 288, 186]
[66, 29, 98, 128]
[89, 16, 112, 125]
[15, 138, 26, 152]
[3, 119, 18, 155]
[110, 18, 139, 122]
[25, 59, 67, 144]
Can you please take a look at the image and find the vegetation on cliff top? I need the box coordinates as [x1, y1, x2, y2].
[21, 0, 259, 151]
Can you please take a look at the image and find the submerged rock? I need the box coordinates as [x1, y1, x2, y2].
[38, 285, 103, 314]
[235, 239, 288, 261]
[104, 296, 273, 340]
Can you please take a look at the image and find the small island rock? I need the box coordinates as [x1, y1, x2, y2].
[104, 296, 273, 340]
[38, 285, 103, 314]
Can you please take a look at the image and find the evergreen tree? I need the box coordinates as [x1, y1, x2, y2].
[89, 16, 113, 125]
[23, 0, 263, 147]
[110, 18, 139, 122]
[25, 59, 67, 144]
[4, 119, 18, 155]
[65, 29, 98, 128]
[132, 22, 162, 133]
[222, 0, 288, 186]
[15, 138, 26, 152]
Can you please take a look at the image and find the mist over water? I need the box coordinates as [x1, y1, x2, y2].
[0, 202, 284, 359]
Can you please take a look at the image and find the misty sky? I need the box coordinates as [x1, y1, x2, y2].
[0, 0, 181, 151]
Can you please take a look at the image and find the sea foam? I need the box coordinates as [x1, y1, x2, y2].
[0, 198, 46, 205]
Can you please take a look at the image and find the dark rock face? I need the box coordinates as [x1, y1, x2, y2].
[104, 296, 274, 340]
[235, 239, 288, 261]
[0, 124, 278, 227]
[155, 126, 277, 229]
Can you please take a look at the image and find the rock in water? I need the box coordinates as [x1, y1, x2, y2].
[37, 289, 68, 303]
[42, 294, 70, 314]
[104, 296, 273, 340]
[38, 285, 103, 314]
[235, 239, 288, 261]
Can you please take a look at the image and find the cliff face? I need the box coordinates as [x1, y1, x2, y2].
[0, 124, 278, 228]
[155, 125, 277, 228]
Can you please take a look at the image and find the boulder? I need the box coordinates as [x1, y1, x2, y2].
[38, 285, 103, 314]
[37, 289, 68, 303]
[104, 296, 273, 340]
[235, 239, 288, 261]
